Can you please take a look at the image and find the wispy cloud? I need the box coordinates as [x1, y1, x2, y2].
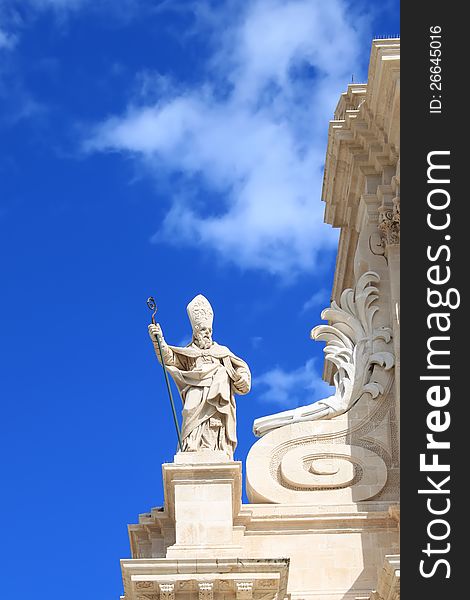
[85, 0, 373, 276]
[0, 0, 153, 51]
[20, 0, 144, 12]
[27, 0, 89, 8]
[250, 336, 263, 349]
[0, 0, 153, 129]
[301, 288, 330, 313]
[26, 0, 159, 23]
[0, 28, 17, 50]
[254, 358, 334, 407]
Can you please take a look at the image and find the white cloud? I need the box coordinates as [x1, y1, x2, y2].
[0, 1, 80, 61]
[0, 0, 149, 41]
[86, 0, 372, 275]
[254, 358, 334, 407]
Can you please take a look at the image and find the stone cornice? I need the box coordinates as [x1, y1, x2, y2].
[128, 502, 399, 560]
[121, 558, 290, 600]
[322, 40, 400, 231]
[320, 40, 400, 387]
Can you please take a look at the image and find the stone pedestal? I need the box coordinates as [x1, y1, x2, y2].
[163, 451, 243, 558]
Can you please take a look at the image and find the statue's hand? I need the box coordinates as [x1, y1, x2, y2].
[148, 323, 166, 345]
[231, 369, 241, 381]
[232, 369, 250, 394]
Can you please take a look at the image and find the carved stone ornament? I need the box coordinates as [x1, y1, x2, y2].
[311, 270, 395, 411]
[247, 272, 398, 504]
[198, 582, 214, 600]
[159, 583, 175, 600]
[253, 271, 395, 436]
[236, 581, 254, 600]
[378, 196, 400, 247]
[136, 582, 155, 590]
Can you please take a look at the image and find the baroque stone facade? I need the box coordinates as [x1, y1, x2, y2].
[120, 38, 400, 600]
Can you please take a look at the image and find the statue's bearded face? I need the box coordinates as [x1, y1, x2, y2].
[194, 325, 213, 349]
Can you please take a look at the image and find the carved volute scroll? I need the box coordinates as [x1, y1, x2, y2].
[247, 272, 398, 504]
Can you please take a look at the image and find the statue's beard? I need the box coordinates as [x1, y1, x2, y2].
[194, 334, 212, 349]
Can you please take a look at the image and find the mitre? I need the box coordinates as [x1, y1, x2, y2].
[187, 294, 214, 331]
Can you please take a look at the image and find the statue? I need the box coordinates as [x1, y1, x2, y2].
[148, 294, 251, 459]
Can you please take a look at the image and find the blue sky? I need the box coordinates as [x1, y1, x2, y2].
[0, 1, 399, 598]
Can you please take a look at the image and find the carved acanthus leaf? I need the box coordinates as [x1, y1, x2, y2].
[311, 271, 394, 412]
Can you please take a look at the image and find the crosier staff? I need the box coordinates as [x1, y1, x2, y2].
[146, 296, 183, 451]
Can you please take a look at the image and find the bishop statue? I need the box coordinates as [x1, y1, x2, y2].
[148, 294, 251, 459]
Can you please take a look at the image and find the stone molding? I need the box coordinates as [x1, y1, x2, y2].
[129, 501, 399, 556]
[120, 558, 289, 600]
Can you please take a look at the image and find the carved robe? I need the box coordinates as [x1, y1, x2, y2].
[158, 342, 251, 458]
